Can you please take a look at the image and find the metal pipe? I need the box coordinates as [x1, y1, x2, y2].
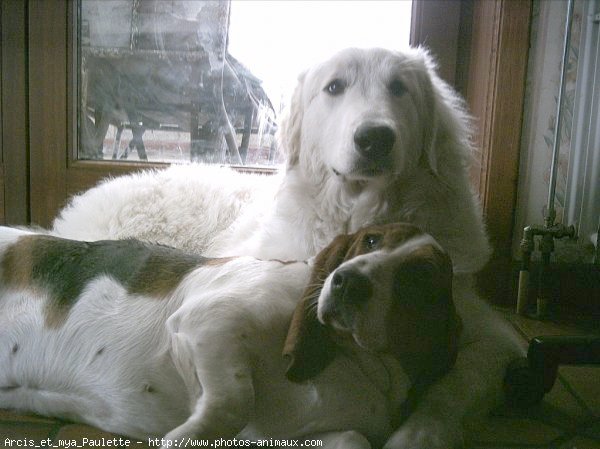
[516, 224, 575, 316]
[546, 0, 575, 229]
[517, 227, 535, 315]
[516, 0, 578, 318]
[537, 233, 555, 318]
[595, 219, 600, 266]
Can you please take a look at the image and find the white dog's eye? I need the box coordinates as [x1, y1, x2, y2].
[324, 79, 346, 96]
[364, 234, 382, 250]
[389, 79, 407, 97]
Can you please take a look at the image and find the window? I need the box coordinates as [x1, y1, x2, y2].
[76, 0, 412, 166]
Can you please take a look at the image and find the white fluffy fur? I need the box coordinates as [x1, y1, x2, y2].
[53, 164, 281, 255]
[51, 47, 524, 448]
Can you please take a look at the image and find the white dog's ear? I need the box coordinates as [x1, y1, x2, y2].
[279, 72, 306, 168]
[419, 50, 473, 178]
[421, 74, 440, 175]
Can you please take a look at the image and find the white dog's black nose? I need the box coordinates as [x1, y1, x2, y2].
[331, 268, 373, 305]
[354, 125, 395, 161]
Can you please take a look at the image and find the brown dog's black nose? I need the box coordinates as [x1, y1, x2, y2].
[331, 268, 373, 306]
[354, 125, 395, 161]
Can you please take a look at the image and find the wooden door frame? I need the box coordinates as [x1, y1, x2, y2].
[467, 0, 532, 303]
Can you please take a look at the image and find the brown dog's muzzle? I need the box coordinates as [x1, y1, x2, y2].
[319, 266, 373, 330]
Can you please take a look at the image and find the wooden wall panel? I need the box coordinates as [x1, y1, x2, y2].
[411, 0, 462, 85]
[0, 167, 4, 225]
[28, 0, 69, 228]
[1, 0, 29, 225]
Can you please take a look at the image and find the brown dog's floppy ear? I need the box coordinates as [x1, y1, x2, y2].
[283, 233, 353, 382]
[434, 250, 462, 378]
[388, 246, 461, 383]
[417, 250, 462, 381]
[283, 291, 336, 382]
[392, 251, 462, 424]
[430, 293, 462, 380]
[398, 294, 462, 424]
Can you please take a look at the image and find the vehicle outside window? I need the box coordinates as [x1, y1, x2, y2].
[76, 0, 411, 166]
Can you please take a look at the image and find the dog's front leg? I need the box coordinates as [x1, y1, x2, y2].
[310, 431, 372, 449]
[384, 342, 501, 449]
[163, 308, 255, 446]
[384, 291, 525, 449]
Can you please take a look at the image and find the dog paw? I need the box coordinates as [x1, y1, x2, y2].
[323, 431, 372, 449]
[383, 416, 463, 449]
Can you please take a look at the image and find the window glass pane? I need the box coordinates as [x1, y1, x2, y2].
[76, 0, 412, 166]
[229, 1, 413, 115]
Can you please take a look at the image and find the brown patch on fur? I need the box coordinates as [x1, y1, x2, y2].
[131, 255, 236, 297]
[126, 252, 225, 297]
[45, 303, 70, 329]
[1, 236, 58, 325]
[1, 235, 232, 328]
[1, 235, 72, 328]
[1, 235, 37, 287]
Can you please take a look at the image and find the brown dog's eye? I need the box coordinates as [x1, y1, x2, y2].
[325, 79, 346, 96]
[389, 79, 406, 97]
[364, 234, 382, 250]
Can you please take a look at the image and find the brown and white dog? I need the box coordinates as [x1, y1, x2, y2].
[0, 223, 459, 448]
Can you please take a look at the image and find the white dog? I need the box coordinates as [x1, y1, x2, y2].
[0, 223, 461, 449]
[52, 48, 524, 447]
[53, 48, 489, 270]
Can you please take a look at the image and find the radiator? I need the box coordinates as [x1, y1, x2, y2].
[563, 0, 600, 263]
